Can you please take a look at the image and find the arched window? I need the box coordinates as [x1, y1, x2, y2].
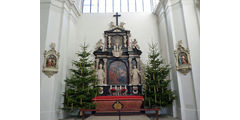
[82, 0, 159, 13]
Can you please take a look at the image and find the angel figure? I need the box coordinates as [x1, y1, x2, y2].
[119, 22, 125, 29]
[110, 21, 116, 29]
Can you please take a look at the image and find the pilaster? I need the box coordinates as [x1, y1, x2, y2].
[103, 58, 107, 85]
[128, 58, 132, 85]
[156, 0, 199, 120]
[40, 0, 80, 119]
[181, 0, 200, 118]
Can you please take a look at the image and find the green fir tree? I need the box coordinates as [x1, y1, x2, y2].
[63, 43, 99, 112]
[144, 43, 176, 108]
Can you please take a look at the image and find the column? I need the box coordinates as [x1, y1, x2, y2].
[128, 58, 132, 85]
[108, 36, 111, 48]
[96, 59, 99, 70]
[104, 35, 108, 49]
[103, 58, 107, 85]
[136, 58, 140, 70]
[127, 34, 131, 51]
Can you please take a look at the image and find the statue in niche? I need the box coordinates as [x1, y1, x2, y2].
[95, 39, 104, 51]
[96, 64, 106, 85]
[112, 43, 122, 57]
[131, 66, 141, 85]
[131, 39, 140, 50]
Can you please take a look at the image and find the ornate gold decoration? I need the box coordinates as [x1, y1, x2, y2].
[112, 101, 123, 110]
[174, 40, 191, 75]
[42, 43, 60, 78]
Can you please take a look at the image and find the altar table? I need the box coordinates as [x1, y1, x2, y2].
[92, 96, 144, 112]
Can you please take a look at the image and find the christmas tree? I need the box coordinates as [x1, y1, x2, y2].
[144, 43, 176, 108]
[63, 43, 99, 112]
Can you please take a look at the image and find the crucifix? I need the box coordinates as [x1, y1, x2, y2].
[113, 12, 121, 26]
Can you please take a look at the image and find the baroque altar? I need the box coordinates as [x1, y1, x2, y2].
[94, 13, 144, 96]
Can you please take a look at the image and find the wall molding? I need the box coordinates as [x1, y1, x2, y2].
[41, 0, 80, 21]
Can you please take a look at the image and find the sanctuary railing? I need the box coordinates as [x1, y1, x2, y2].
[79, 108, 160, 120]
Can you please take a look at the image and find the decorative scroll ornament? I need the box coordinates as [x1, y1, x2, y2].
[99, 87, 104, 95]
[174, 40, 191, 75]
[42, 43, 60, 78]
[133, 86, 139, 95]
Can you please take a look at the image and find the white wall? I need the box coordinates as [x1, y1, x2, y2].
[40, 0, 80, 120]
[73, 13, 160, 64]
[155, 0, 200, 120]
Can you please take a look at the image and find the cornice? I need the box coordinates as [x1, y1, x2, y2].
[41, 0, 80, 18]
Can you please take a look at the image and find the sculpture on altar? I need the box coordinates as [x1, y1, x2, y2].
[109, 21, 116, 29]
[112, 43, 122, 57]
[131, 66, 141, 85]
[119, 22, 125, 29]
[96, 64, 105, 85]
[95, 39, 104, 51]
[131, 39, 140, 50]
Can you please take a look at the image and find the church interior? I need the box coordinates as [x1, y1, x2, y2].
[40, 0, 200, 120]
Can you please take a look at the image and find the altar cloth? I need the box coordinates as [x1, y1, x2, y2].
[92, 96, 144, 101]
[92, 96, 144, 112]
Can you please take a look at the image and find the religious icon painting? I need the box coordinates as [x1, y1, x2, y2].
[108, 61, 128, 85]
[42, 43, 60, 78]
[174, 40, 191, 75]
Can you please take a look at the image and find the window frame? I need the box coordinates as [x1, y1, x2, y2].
[82, 0, 158, 13]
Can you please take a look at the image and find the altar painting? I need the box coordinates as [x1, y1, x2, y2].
[108, 61, 128, 84]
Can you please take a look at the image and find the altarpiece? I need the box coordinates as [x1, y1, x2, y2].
[93, 13, 143, 96]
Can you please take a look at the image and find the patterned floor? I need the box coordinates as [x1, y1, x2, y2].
[62, 115, 176, 120]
